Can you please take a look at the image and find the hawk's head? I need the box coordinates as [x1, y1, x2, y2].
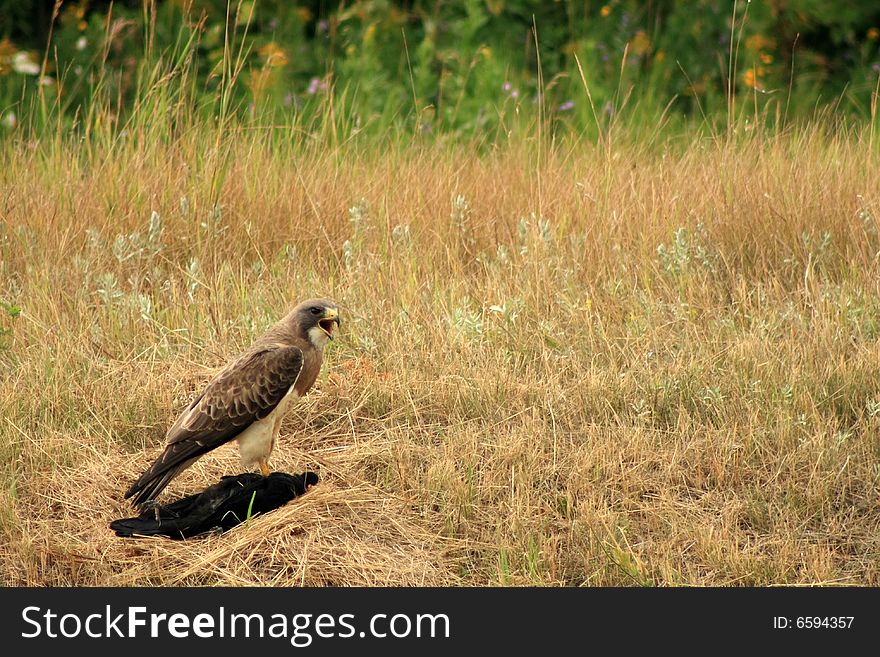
[292, 298, 340, 348]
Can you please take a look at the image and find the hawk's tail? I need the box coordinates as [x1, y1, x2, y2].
[124, 442, 205, 507]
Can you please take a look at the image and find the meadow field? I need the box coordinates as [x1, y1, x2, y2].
[2, 117, 880, 585]
[2, 1, 880, 587]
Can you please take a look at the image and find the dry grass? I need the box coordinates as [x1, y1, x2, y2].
[2, 124, 880, 585]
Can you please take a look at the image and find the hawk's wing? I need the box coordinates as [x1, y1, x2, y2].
[124, 345, 304, 506]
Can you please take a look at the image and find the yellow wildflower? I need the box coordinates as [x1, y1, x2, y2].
[868, 28, 880, 41]
[389, 7, 406, 24]
[296, 7, 313, 23]
[631, 30, 651, 56]
[0, 38, 17, 76]
[742, 69, 756, 89]
[600, 6, 611, 18]
[258, 42, 288, 68]
[745, 35, 775, 51]
[655, 50, 666, 63]
[486, 0, 504, 16]
[760, 52, 773, 65]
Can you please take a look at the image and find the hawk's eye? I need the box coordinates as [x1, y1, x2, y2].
[309, 306, 322, 315]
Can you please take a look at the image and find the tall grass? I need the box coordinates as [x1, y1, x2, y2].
[1, 11, 880, 586]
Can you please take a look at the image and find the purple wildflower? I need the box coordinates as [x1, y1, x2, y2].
[559, 100, 575, 112]
[307, 77, 320, 95]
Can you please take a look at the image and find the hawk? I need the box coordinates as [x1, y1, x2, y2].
[124, 298, 339, 507]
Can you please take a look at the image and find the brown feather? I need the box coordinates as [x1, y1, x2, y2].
[124, 344, 304, 506]
[124, 298, 335, 507]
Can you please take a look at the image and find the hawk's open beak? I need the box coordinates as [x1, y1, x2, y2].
[318, 308, 339, 340]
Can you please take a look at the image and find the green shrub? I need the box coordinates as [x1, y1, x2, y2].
[1, 1, 879, 138]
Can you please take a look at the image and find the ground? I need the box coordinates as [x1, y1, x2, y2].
[2, 129, 880, 585]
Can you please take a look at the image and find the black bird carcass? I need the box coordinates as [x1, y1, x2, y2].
[110, 471, 318, 540]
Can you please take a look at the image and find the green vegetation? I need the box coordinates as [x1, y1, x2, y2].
[2, 1, 880, 139]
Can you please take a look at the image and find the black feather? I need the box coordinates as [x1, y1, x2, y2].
[111, 471, 319, 539]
